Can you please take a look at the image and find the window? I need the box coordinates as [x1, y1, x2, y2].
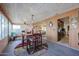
[1, 15, 5, 39]
[4, 17, 9, 37]
[9, 22, 12, 36]
[0, 12, 12, 40]
[0, 13, 1, 40]
[13, 25, 21, 29]
[13, 25, 21, 35]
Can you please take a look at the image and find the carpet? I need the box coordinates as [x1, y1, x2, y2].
[14, 47, 47, 56]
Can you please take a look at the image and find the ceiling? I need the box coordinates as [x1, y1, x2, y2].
[3, 3, 79, 24]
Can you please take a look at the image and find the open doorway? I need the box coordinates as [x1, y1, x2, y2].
[57, 17, 69, 45]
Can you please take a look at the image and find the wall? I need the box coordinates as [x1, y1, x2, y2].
[69, 11, 79, 49]
[0, 37, 8, 53]
[33, 8, 79, 49]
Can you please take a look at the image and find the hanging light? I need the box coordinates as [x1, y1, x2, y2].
[31, 14, 34, 34]
[24, 22, 26, 25]
[32, 14, 34, 24]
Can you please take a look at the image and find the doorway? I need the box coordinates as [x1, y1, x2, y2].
[57, 17, 69, 45]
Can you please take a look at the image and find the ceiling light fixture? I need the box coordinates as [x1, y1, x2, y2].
[24, 22, 26, 25]
[32, 14, 34, 24]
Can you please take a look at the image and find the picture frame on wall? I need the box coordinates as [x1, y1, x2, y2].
[71, 16, 78, 29]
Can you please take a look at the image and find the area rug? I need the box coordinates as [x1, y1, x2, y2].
[14, 47, 47, 56]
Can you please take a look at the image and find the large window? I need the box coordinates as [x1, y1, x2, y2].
[0, 13, 1, 40]
[13, 25, 21, 35]
[1, 15, 5, 39]
[4, 17, 9, 37]
[0, 12, 12, 40]
[9, 22, 12, 36]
